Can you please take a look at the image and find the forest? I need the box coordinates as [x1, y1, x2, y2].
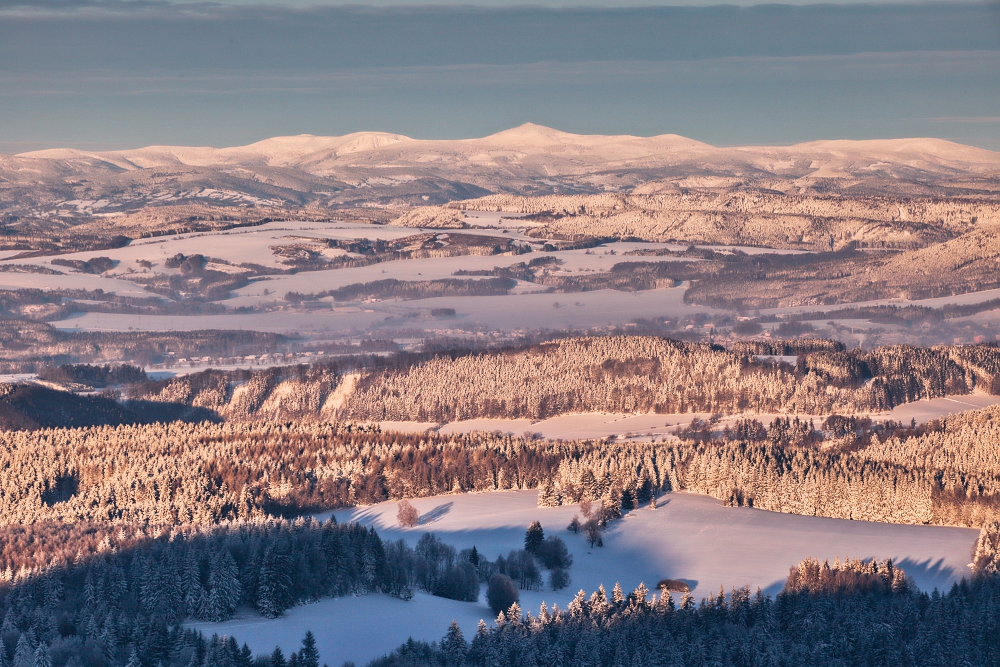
[0, 513, 534, 667]
[7, 400, 1000, 533]
[369, 558, 1000, 667]
[4, 375, 1000, 666]
[8, 501, 998, 667]
[337, 336, 1000, 422]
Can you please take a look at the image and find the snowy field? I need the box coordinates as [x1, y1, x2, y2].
[52, 285, 715, 336]
[194, 490, 978, 667]
[875, 393, 1000, 425]
[423, 394, 1000, 440]
[767, 286, 1000, 318]
[436, 412, 710, 440]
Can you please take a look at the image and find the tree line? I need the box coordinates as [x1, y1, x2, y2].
[8, 404, 1000, 534]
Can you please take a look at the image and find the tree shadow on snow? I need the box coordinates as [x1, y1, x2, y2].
[419, 502, 453, 525]
[895, 556, 966, 592]
[762, 578, 786, 598]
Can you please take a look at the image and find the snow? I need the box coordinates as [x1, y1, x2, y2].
[875, 393, 1000, 425]
[767, 286, 1000, 318]
[436, 413, 706, 440]
[428, 397, 1000, 439]
[22, 125, 998, 180]
[194, 489, 978, 667]
[52, 285, 716, 335]
[0, 271, 151, 297]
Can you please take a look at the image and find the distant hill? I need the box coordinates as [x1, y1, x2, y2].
[0, 383, 218, 430]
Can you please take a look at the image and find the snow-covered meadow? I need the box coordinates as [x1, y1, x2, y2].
[193, 490, 978, 667]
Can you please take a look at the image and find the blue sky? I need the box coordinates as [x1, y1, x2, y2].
[1, 2, 998, 152]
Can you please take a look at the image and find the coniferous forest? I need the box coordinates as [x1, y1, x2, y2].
[6, 339, 1000, 666]
[371, 561, 1000, 667]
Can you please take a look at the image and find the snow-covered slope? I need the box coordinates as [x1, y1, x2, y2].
[194, 489, 977, 667]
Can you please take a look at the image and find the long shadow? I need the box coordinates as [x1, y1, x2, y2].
[896, 556, 966, 592]
[0, 383, 221, 430]
[763, 578, 786, 598]
[419, 502, 454, 525]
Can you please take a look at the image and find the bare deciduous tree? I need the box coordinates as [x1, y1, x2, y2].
[398, 500, 420, 527]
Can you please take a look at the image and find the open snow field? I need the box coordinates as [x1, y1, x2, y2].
[876, 393, 1000, 425]
[424, 393, 1000, 440]
[52, 285, 715, 336]
[194, 490, 978, 667]
[436, 412, 710, 440]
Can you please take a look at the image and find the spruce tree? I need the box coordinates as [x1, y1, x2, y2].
[298, 633, 319, 667]
[13, 634, 32, 667]
[524, 522, 544, 554]
[30, 647, 49, 667]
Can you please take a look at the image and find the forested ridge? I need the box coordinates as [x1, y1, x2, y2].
[10, 336, 1000, 430]
[339, 336, 1000, 421]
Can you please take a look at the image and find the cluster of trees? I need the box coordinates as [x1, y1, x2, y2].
[276, 233, 527, 273]
[445, 191, 988, 251]
[0, 517, 405, 667]
[380, 523, 575, 608]
[971, 521, 1000, 575]
[456, 257, 680, 294]
[37, 365, 147, 389]
[285, 277, 516, 304]
[0, 519, 388, 622]
[133, 253, 252, 302]
[13, 335, 1000, 430]
[370, 559, 1000, 667]
[783, 557, 910, 596]
[340, 336, 863, 420]
[382, 533, 479, 602]
[0, 384, 218, 431]
[51, 257, 116, 275]
[536, 403, 1000, 528]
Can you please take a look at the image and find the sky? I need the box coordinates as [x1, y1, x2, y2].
[1, 1, 999, 153]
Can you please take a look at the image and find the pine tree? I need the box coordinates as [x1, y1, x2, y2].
[238, 646, 253, 667]
[13, 634, 32, 667]
[612, 583, 625, 607]
[269, 647, 286, 667]
[31, 647, 50, 667]
[524, 522, 544, 554]
[440, 621, 467, 658]
[298, 633, 318, 667]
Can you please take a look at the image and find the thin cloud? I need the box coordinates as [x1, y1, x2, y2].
[927, 117, 1000, 123]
